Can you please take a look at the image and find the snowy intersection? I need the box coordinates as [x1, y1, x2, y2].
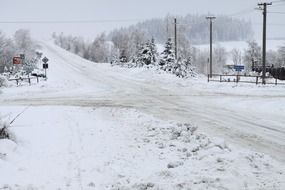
[0, 42, 285, 189]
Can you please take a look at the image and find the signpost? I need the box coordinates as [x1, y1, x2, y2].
[42, 57, 49, 79]
[13, 57, 22, 64]
[234, 65, 245, 72]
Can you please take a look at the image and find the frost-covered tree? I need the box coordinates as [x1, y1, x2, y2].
[184, 56, 196, 77]
[267, 50, 278, 67]
[90, 33, 109, 63]
[0, 33, 16, 73]
[193, 49, 209, 74]
[135, 39, 158, 67]
[277, 45, 285, 67]
[231, 48, 242, 65]
[150, 37, 159, 64]
[159, 38, 175, 71]
[14, 29, 34, 54]
[243, 40, 261, 70]
[172, 58, 186, 77]
[213, 45, 227, 73]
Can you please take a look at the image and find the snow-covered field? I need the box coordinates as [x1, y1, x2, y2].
[0, 41, 285, 189]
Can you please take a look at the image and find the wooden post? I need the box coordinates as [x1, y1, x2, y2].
[275, 78, 277, 85]
[220, 75, 222, 82]
[256, 76, 258, 85]
[37, 76, 39, 83]
[16, 79, 18, 86]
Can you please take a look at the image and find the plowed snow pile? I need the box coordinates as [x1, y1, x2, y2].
[0, 107, 283, 190]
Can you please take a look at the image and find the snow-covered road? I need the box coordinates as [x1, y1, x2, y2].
[2, 42, 285, 162]
[1, 42, 285, 189]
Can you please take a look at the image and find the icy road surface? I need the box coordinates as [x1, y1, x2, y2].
[2, 42, 285, 162]
[0, 42, 285, 189]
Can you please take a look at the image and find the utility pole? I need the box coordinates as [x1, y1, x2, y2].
[206, 16, 216, 78]
[258, 2, 272, 85]
[174, 18, 178, 59]
[166, 17, 169, 38]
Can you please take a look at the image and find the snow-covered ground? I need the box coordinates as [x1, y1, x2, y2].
[0, 41, 285, 189]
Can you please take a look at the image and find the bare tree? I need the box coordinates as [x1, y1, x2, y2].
[213, 45, 227, 73]
[231, 48, 242, 65]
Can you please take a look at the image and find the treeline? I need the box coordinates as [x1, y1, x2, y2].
[53, 33, 196, 77]
[242, 40, 285, 70]
[0, 29, 39, 74]
[52, 31, 234, 76]
[53, 30, 285, 77]
[108, 14, 253, 44]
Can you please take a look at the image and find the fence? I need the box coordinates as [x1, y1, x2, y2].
[208, 74, 285, 85]
[8, 76, 42, 86]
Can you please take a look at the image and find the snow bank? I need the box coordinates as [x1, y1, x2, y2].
[0, 107, 283, 190]
[110, 114, 284, 190]
[0, 118, 16, 161]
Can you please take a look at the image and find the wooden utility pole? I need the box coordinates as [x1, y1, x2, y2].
[258, 2, 272, 85]
[206, 16, 216, 78]
[174, 18, 177, 59]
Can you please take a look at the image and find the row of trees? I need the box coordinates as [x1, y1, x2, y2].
[108, 14, 253, 45]
[53, 32, 197, 78]
[53, 32, 285, 77]
[233, 40, 285, 71]
[0, 29, 38, 74]
[112, 38, 196, 78]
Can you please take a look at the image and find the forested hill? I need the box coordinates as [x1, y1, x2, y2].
[108, 14, 253, 44]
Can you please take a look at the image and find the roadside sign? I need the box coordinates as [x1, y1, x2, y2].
[43, 63, 48, 69]
[234, 65, 245, 72]
[42, 57, 49, 63]
[13, 57, 22, 64]
[20, 54, 25, 60]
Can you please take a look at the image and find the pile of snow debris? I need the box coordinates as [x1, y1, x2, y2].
[0, 75, 8, 88]
[0, 119, 10, 140]
[0, 118, 16, 160]
[108, 114, 284, 190]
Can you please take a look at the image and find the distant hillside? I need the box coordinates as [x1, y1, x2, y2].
[108, 14, 253, 44]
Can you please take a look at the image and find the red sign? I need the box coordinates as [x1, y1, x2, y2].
[13, 57, 22, 64]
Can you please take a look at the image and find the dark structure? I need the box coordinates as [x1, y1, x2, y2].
[252, 64, 285, 80]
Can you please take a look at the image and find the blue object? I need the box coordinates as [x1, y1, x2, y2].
[234, 65, 245, 72]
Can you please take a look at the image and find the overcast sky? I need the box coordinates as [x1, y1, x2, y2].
[0, 0, 284, 41]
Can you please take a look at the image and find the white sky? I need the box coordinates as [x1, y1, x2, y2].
[0, 0, 284, 41]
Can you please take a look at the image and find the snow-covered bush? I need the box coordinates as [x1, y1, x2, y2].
[0, 75, 8, 87]
[0, 120, 10, 140]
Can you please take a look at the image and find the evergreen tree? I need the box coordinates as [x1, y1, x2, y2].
[159, 38, 175, 71]
[119, 50, 128, 64]
[150, 37, 159, 64]
[134, 39, 159, 67]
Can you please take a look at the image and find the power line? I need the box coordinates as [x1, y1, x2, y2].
[268, 11, 285, 14]
[271, 0, 285, 3]
[252, 22, 285, 26]
[0, 19, 144, 24]
[227, 7, 256, 17]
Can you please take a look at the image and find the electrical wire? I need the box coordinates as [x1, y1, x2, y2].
[227, 7, 257, 17]
[271, 0, 285, 3]
[268, 11, 285, 14]
[0, 19, 144, 24]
